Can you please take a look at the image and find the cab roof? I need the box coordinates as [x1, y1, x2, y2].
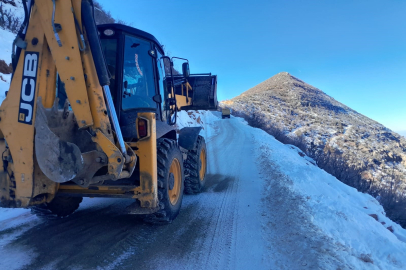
[97, 24, 164, 54]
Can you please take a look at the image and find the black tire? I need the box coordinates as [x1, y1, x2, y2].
[222, 115, 225, 119]
[31, 196, 83, 219]
[184, 135, 207, 194]
[144, 138, 184, 224]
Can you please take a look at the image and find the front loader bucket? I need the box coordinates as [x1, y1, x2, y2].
[181, 75, 218, 111]
[35, 98, 83, 183]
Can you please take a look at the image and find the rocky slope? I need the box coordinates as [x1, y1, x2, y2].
[222, 72, 406, 226]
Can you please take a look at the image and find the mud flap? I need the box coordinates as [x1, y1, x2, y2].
[35, 98, 83, 183]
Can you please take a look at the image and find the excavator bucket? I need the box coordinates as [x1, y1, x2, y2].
[35, 98, 84, 183]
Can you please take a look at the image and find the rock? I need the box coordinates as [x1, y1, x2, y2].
[0, 60, 13, 74]
[361, 171, 373, 181]
[368, 214, 378, 221]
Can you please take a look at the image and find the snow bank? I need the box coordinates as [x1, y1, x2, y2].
[176, 110, 220, 143]
[241, 117, 406, 269]
[197, 113, 406, 269]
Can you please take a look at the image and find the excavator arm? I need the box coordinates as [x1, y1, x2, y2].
[0, 0, 136, 208]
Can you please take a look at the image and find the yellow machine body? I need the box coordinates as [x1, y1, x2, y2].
[0, 0, 217, 217]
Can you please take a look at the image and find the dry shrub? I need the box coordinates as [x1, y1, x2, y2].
[0, 2, 22, 33]
[0, 59, 12, 74]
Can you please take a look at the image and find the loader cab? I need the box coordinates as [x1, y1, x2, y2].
[98, 24, 168, 138]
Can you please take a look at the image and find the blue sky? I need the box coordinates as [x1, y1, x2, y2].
[99, 0, 406, 132]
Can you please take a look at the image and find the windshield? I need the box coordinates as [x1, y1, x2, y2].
[122, 35, 156, 110]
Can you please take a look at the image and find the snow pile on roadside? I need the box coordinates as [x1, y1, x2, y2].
[234, 115, 406, 269]
[199, 113, 406, 269]
[176, 110, 220, 142]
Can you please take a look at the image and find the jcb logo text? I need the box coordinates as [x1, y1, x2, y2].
[18, 52, 39, 125]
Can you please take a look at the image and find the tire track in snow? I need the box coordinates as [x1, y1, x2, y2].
[202, 116, 266, 269]
[204, 119, 240, 269]
[2, 112, 271, 270]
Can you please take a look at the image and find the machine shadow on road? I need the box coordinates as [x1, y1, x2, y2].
[3, 174, 236, 269]
[203, 174, 235, 193]
[5, 202, 207, 269]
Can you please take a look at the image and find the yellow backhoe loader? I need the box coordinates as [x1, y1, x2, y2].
[0, 0, 217, 223]
[222, 108, 231, 119]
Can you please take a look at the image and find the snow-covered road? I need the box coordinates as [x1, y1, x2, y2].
[0, 112, 405, 270]
[0, 112, 273, 270]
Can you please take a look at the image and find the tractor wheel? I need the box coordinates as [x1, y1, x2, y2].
[184, 135, 207, 194]
[31, 196, 83, 219]
[144, 138, 184, 224]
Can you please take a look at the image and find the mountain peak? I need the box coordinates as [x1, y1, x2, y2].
[267, 72, 306, 86]
[225, 73, 406, 230]
[233, 71, 354, 115]
[238, 72, 311, 98]
[275, 71, 290, 76]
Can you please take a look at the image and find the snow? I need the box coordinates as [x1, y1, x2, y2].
[0, 28, 14, 63]
[178, 111, 406, 269]
[228, 115, 406, 269]
[1, 0, 25, 21]
[0, 112, 405, 269]
[0, 0, 23, 101]
[0, 73, 11, 101]
[176, 110, 220, 143]
[0, 0, 401, 267]
[0, 27, 15, 102]
[0, 208, 39, 270]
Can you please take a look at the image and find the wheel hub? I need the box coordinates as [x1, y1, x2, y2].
[168, 173, 175, 190]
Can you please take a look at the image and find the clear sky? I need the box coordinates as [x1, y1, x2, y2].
[99, 0, 406, 132]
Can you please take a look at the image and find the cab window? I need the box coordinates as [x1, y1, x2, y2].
[122, 35, 156, 110]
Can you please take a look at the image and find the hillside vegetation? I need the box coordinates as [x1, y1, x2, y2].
[223, 72, 406, 226]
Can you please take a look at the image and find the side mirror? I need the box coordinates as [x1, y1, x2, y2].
[182, 62, 190, 78]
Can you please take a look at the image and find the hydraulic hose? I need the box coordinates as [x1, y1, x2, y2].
[81, 0, 126, 155]
[81, 0, 110, 86]
[52, 0, 62, 47]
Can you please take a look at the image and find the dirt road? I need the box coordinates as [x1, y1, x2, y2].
[0, 112, 338, 270]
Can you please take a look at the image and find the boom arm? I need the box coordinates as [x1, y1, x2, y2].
[0, 0, 136, 208]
